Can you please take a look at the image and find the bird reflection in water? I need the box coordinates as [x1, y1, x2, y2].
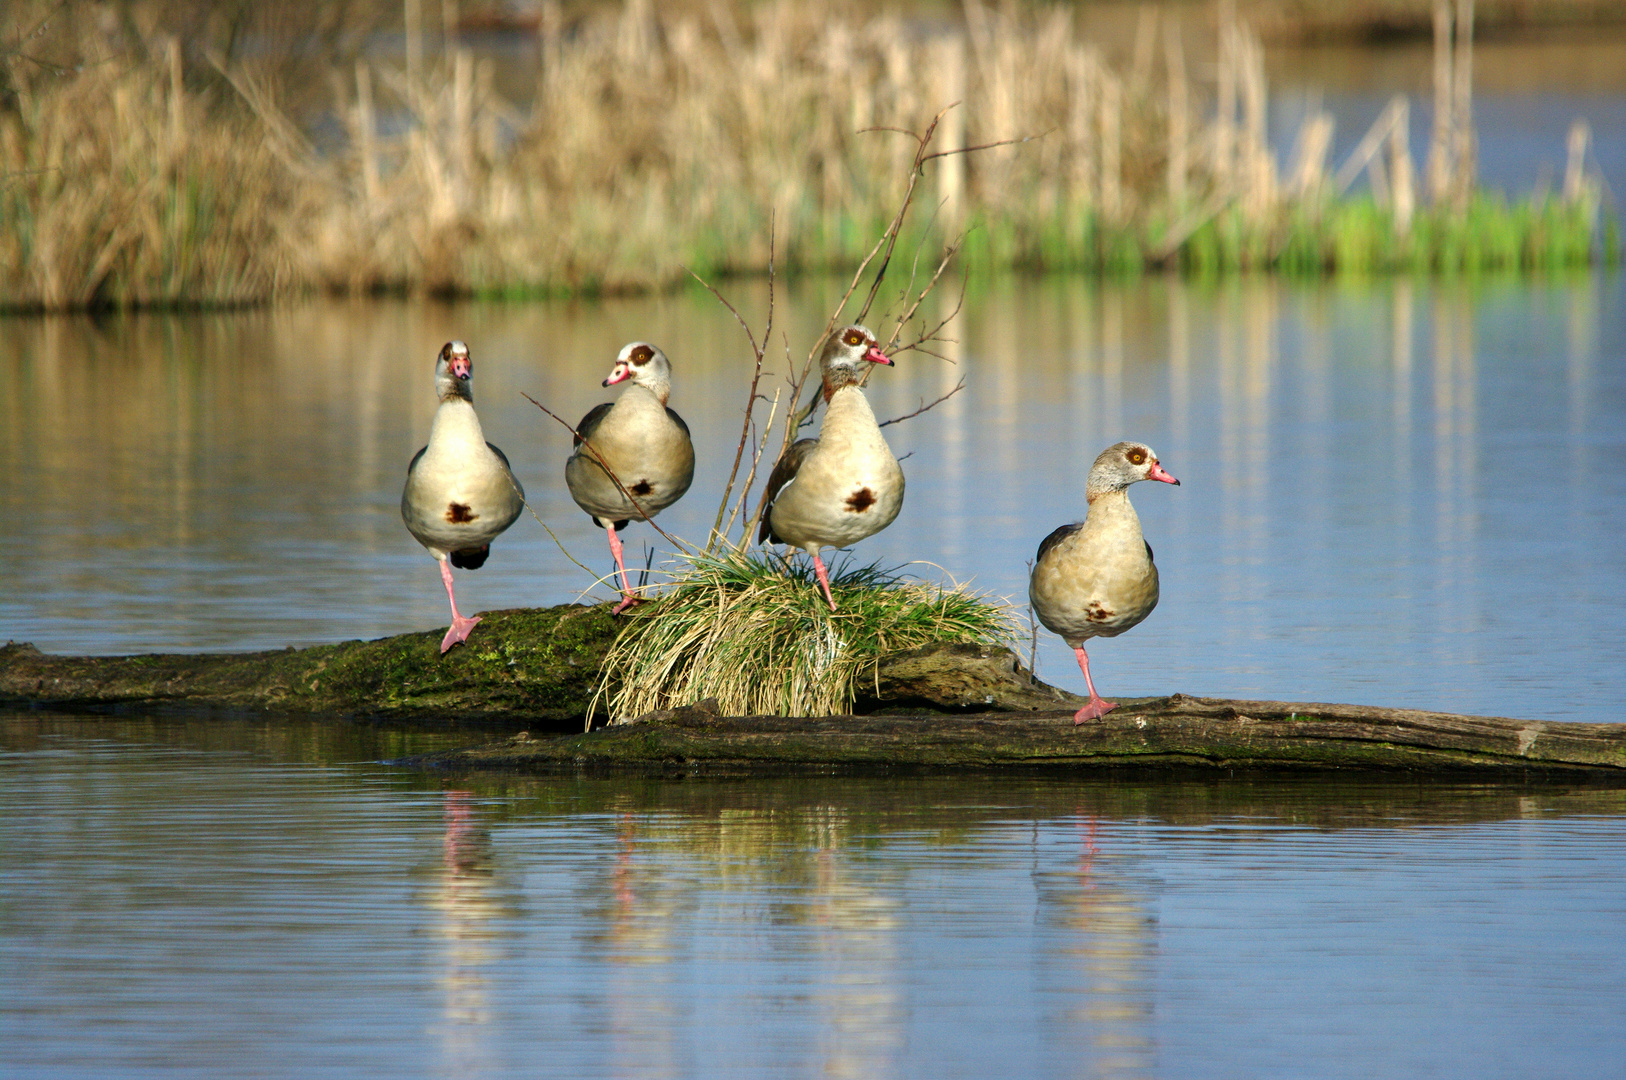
[597, 806, 908, 1077]
[603, 811, 682, 1078]
[1032, 815, 1156, 1079]
[424, 789, 502, 1071]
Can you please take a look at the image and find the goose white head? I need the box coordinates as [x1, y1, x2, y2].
[435, 340, 474, 401]
[1085, 441, 1180, 502]
[601, 342, 673, 404]
[819, 324, 891, 399]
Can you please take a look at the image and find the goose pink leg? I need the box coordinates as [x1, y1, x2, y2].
[810, 550, 837, 612]
[1071, 644, 1116, 724]
[439, 559, 482, 654]
[606, 524, 643, 615]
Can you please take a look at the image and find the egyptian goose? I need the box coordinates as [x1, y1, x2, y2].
[565, 342, 695, 614]
[402, 341, 526, 654]
[758, 324, 902, 611]
[1029, 441, 1180, 723]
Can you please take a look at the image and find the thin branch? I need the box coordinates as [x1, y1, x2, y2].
[726, 388, 779, 550]
[878, 378, 966, 429]
[522, 392, 694, 556]
[696, 215, 774, 552]
[885, 237, 966, 356]
[1, 0, 72, 69]
[919, 129, 1053, 165]
[523, 503, 597, 579]
[1024, 561, 1040, 684]
[772, 107, 960, 461]
[741, 108, 1036, 557]
[855, 106, 949, 326]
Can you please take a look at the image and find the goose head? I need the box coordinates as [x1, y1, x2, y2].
[819, 324, 891, 398]
[602, 342, 673, 404]
[436, 340, 474, 402]
[1085, 442, 1180, 502]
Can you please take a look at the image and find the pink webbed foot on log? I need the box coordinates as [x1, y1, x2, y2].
[437, 560, 482, 654]
[440, 614, 482, 654]
[1069, 644, 1116, 724]
[1072, 697, 1118, 724]
[611, 593, 646, 616]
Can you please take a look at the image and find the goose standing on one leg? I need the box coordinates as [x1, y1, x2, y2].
[1029, 441, 1180, 724]
[565, 342, 695, 614]
[759, 324, 903, 611]
[402, 341, 526, 654]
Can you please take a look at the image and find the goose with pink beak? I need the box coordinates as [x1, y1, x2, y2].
[401, 341, 526, 654]
[759, 324, 902, 611]
[566, 342, 695, 614]
[1029, 441, 1180, 723]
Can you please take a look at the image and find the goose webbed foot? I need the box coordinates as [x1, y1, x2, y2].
[440, 614, 482, 654]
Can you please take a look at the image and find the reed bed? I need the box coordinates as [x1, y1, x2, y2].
[0, 53, 309, 310]
[590, 550, 1019, 724]
[0, 0, 1614, 310]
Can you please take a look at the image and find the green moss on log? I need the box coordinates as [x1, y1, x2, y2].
[0, 606, 620, 726]
[0, 607, 1077, 727]
[415, 695, 1626, 774]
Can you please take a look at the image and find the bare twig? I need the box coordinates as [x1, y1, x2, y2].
[856, 123, 1045, 327]
[878, 378, 966, 429]
[702, 107, 1034, 556]
[1025, 560, 1040, 683]
[523, 503, 597, 579]
[882, 238, 967, 358]
[726, 388, 780, 550]
[853, 108, 952, 328]
[522, 391, 694, 556]
[0, 0, 73, 72]
[774, 108, 987, 457]
[695, 217, 775, 552]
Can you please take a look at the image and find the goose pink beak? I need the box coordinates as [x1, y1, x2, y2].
[450, 355, 472, 380]
[603, 362, 632, 387]
[1148, 461, 1180, 485]
[864, 345, 892, 366]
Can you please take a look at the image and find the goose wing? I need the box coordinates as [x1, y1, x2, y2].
[665, 406, 691, 440]
[572, 402, 615, 448]
[1035, 522, 1084, 564]
[758, 437, 819, 544]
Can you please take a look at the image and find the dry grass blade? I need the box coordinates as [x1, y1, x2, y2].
[589, 550, 1019, 726]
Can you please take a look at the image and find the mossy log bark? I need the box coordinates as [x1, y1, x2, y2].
[0, 607, 621, 728]
[6, 604, 1624, 773]
[426, 696, 1626, 774]
[0, 605, 1075, 727]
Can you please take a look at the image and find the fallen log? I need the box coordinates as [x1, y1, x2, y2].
[0, 605, 1078, 727]
[6, 607, 1623, 773]
[416, 695, 1626, 774]
[0, 607, 621, 728]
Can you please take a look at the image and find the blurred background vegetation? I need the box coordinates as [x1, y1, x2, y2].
[0, 0, 1619, 310]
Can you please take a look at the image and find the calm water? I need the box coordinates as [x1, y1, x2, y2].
[2, 274, 1624, 721]
[3, 713, 1624, 1079]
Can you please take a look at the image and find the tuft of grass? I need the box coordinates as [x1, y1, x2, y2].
[591, 550, 1019, 724]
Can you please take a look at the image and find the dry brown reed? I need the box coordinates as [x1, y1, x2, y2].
[0, 0, 1611, 310]
[0, 54, 309, 309]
